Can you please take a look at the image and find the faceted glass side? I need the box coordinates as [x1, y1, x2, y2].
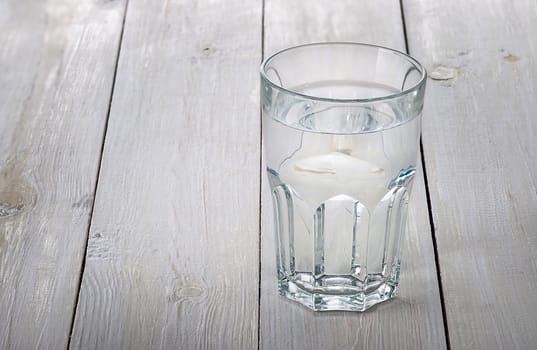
[271, 171, 414, 311]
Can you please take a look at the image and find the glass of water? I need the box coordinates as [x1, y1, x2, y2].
[261, 43, 426, 311]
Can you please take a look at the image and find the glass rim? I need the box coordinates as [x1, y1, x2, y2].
[260, 42, 427, 104]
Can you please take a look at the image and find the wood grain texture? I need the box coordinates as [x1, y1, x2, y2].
[260, 1, 447, 349]
[404, 0, 537, 348]
[69, 0, 262, 349]
[0, 0, 125, 349]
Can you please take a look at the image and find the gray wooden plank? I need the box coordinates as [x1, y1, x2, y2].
[259, 1, 447, 349]
[403, 0, 537, 349]
[69, 0, 262, 349]
[0, 0, 126, 349]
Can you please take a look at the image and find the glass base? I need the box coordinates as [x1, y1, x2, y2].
[279, 277, 398, 312]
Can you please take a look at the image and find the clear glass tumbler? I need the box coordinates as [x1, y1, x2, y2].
[261, 43, 426, 311]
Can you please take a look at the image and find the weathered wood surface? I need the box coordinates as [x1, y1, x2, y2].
[0, 0, 125, 348]
[259, 1, 447, 349]
[4, 0, 537, 349]
[403, 0, 537, 348]
[69, 0, 262, 349]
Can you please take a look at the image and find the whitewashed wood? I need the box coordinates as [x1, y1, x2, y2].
[404, 0, 537, 348]
[260, 1, 447, 349]
[69, 0, 262, 349]
[0, 0, 125, 349]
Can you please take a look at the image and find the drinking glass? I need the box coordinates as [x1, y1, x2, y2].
[261, 43, 426, 311]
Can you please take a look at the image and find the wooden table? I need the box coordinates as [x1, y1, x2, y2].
[1, 0, 536, 349]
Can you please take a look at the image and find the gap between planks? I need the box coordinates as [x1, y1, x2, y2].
[400, 0, 451, 348]
[66, 0, 130, 348]
[257, 0, 267, 349]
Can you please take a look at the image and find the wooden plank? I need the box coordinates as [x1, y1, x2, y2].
[69, 0, 262, 349]
[259, 1, 447, 349]
[0, 0, 126, 349]
[403, 0, 537, 348]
